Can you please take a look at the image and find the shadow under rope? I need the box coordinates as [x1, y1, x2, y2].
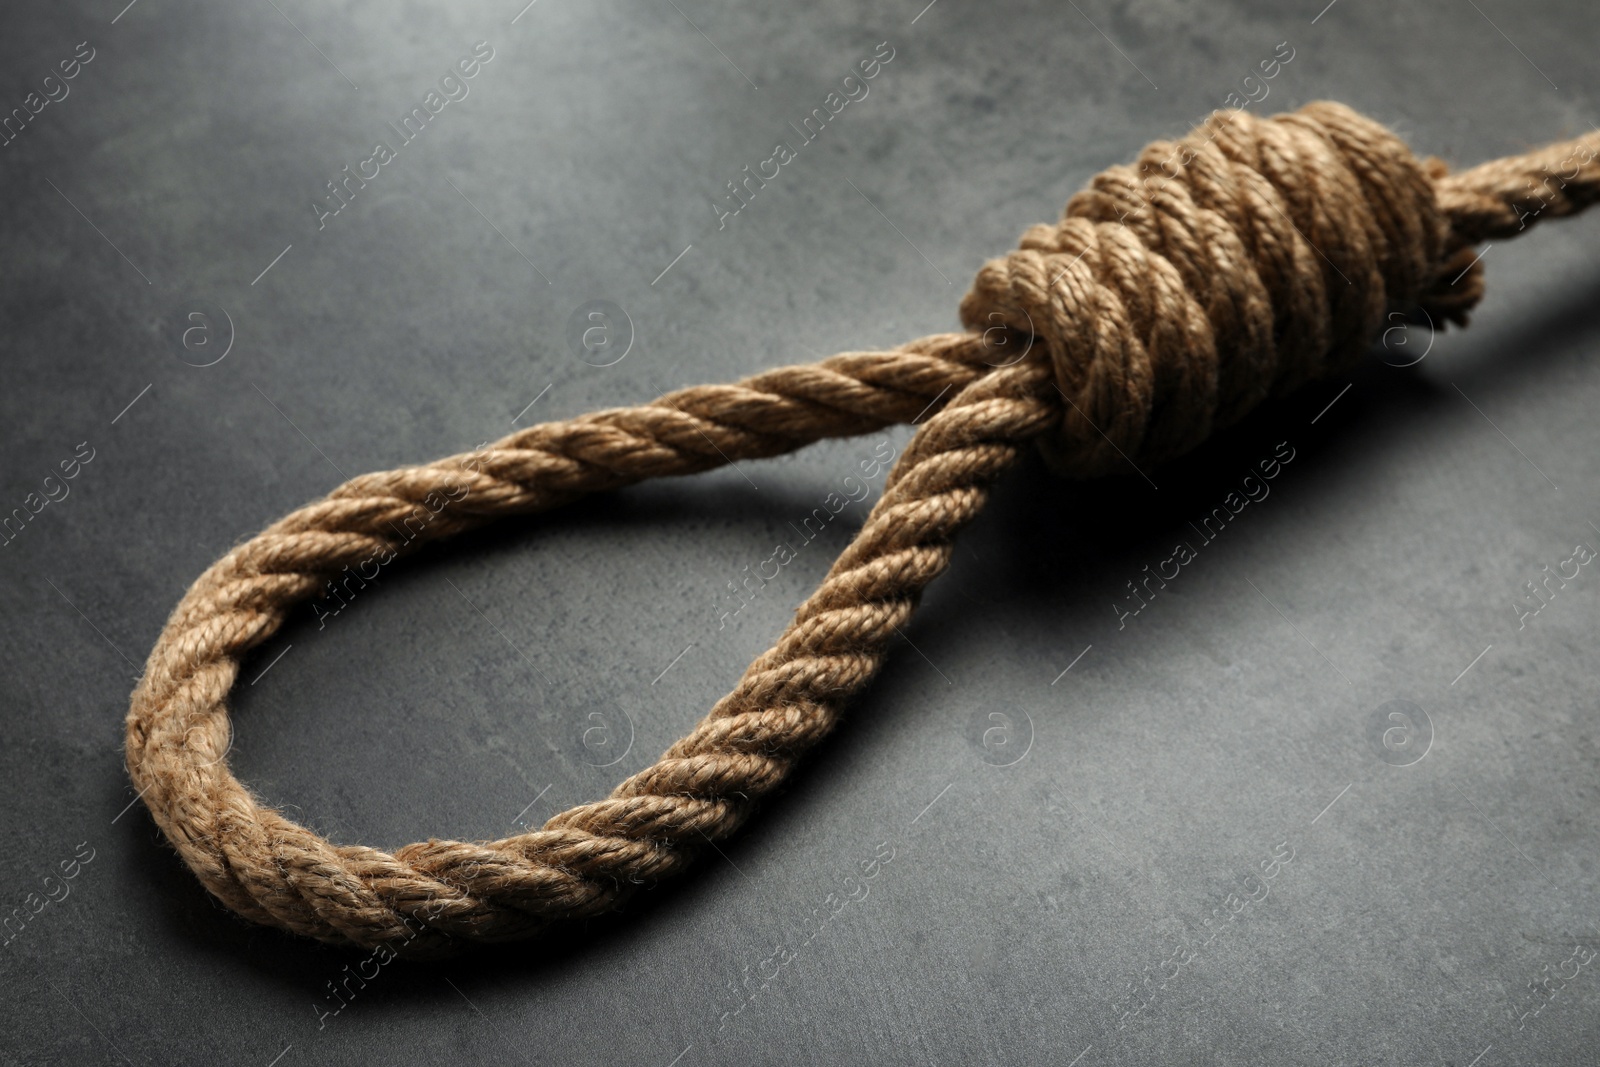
[960, 259, 1600, 619]
[130, 261, 1600, 990]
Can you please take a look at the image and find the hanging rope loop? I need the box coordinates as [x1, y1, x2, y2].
[124, 102, 1600, 954]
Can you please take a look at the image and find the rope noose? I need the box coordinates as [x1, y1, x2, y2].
[124, 102, 1600, 954]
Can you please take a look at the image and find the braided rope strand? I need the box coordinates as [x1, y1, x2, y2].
[124, 332, 1027, 952]
[125, 102, 1600, 953]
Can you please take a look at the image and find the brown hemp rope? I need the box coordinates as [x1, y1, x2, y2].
[125, 101, 1600, 954]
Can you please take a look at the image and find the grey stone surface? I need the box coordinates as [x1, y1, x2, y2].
[2, 1, 1599, 1064]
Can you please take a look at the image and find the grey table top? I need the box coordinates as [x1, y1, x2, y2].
[4, 1, 1600, 1064]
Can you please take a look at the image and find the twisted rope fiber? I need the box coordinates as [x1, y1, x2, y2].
[125, 102, 1600, 953]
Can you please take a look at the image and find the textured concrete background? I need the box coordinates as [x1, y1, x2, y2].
[3, 0, 1599, 1064]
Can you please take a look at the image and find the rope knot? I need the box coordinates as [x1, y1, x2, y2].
[960, 101, 1473, 476]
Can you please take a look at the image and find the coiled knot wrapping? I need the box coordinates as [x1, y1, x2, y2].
[959, 101, 1479, 477]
